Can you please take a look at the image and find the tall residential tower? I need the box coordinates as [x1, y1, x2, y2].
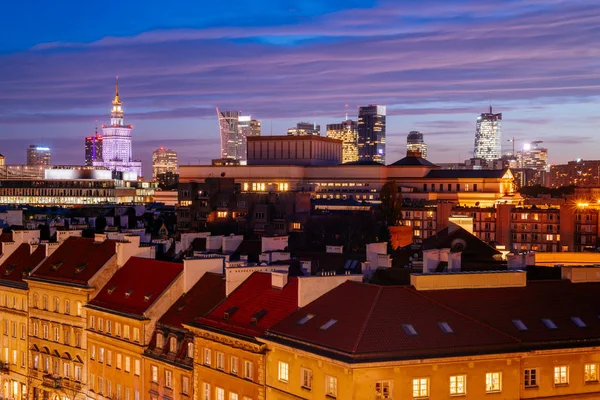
[357, 105, 386, 164]
[473, 106, 502, 161]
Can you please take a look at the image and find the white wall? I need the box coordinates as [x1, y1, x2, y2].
[297, 274, 363, 307]
[183, 257, 224, 292]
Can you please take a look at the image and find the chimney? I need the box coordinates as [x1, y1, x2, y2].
[271, 271, 288, 289]
[116, 235, 153, 267]
[183, 257, 223, 292]
[94, 233, 106, 243]
[297, 273, 363, 307]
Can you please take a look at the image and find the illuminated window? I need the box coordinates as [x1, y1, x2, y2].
[216, 352, 225, 370]
[165, 370, 172, 388]
[449, 375, 466, 395]
[230, 356, 239, 375]
[412, 377, 429, 397]
[204, 349, 211, 366]
[325, 375, 337, 398]
[244, 360, 253, 380]
[486, 372, 502, 392]
[169, 337, 177, 353]
[554, 366, 568, 385]
[278, 361, 289, 382]
[156, 333, 164, 349]
[217, 211, 228, 218]
[585, 364, 598, 382]
[301, 368, 312, 389]
[292, 222, 301, 230]
[151, 365, 158, 383]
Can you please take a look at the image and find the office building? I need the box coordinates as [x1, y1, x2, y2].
[550, 159, 600, 188]
[93, 78, 142, 178]
[246, 135, 342, 166]
[517, 142, 548, 171]
[473, 106, 502, 161]
[85, 132, 103, 166]
[217, 109, 258, 163]
[406, 131, 427, 159]
[152, 147, 178, 180]
[326, 120, 359, 163]
[287, 121, 320, 136]
[357, 105, 386, 164]
[26, 145, 51, 167]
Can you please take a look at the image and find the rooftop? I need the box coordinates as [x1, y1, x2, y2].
[0, 243, 46, 287]
[425, 169, 509, 179]
[390, 156, 437, 167]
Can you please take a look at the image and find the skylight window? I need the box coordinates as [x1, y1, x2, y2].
[402, 324, 418, 336]
[124, 290, 133, 298]
[319, 319, 338, 331]
[541, 318, 558, 329]
[297, 314, 315, 325]
[143, 294, 153, 302]
[512, 319, 528, 331]
[571, 317, 587, 328]
[438, 322, 454, 334]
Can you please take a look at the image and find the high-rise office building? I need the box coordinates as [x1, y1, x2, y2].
[287, 122, 320, 136]
[357, 105, 386, 164]
[326, 120, 358, 163]
[217, 109, 258, 162]
[85, 129, 103, 166]
[473, 106, 502, 161]
[93, 78, 142, 178]
[152, 147, 178, 180]
[406, 131, 427, 159]
[26, 145, 51, 167]
[517, 142, 548, 171]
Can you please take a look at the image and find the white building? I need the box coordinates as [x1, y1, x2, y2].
[93, 78, 142, 179]
[473, 106, 502, 161]
[217, 109, 259, 163]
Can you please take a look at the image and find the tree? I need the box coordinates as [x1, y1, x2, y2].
[380, 181, 403, 226]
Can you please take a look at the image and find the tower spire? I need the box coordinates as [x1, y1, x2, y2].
[113, 76, 121, 104]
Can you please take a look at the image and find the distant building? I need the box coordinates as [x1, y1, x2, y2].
[85, 131, 103, 166]
[288, 122, 320, 136]
[246, 135, 342, 166]
[407, 131, 427, 159]
[217, 109, 258, 163]
[0, 154, 4, 166]
[517, 142, 548, 171]
[473, 106, 502, 161]
[152, 147, 178, 180]
[550, 159, 600, 188]
[357, 105, 386, 164]
[26, 144, 51, 167]
[326, 120, 358, 163]
[157, 171, 179, 190]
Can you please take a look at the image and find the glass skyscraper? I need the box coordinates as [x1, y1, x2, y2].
[406, 131, 427, 159]
[326, 120, 358, 164]
[473, 106, 502, 161]
[217, 109, 259, 162]
[357, 105, 386, 164]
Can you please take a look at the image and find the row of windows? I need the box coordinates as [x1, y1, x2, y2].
[202, 348, 254, 381]
[31, 321, 82, 347]
[0, 295, 26, 311]
[31, 294, 83, 316]
[1, 348, 25, 368]
[2, 320, 26, 339]
[32, 354, 82, 381]
[89, 316, 140, 342]
[149, 365, 190, 394]
[89, 374, 140, 400]
[201, 382, 251, 400]
[89, 345, 141, 375]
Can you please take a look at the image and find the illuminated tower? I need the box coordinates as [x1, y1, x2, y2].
[326, 120, 358, 163]
[357, 105, 386, 164]
[27, 145, 51, 166]
[152, 147, 178, 180]
[94, 78, 142, 178]
[287, 122, 320, 136]
[473, 106, 502, 161]
[406, 131, 427, 159]
[217, 108, 257, 162]
[85, 125, 103, 166]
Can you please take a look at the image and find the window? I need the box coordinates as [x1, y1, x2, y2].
[412, 378, 429, 398]
[116, 322, 121, 337]
[320, 319, 337, 330]
[125, 356, 131, 372]
[585, 364, 598, 382]
[182, 376, 190, 395]
[278, 361, 289, 382]
[74, 365, 82, 381]
[33, 355, 39, 370]
[165, 370, 172, 388]
[54, 297, 59, 312]
[90, 345, 96, 360]
[42, 295, 48, 310]
[216, 388, 225, 400]
[297, 314, 315, 325]
[151, 366, 158, 383]
[554, 366, 568, 385]
[438, 322, 453, 334]
[133, 327, 140, 342]
[156, 333, 164, 349]
[33, 322, 38, 337]
[64, 299, 70, 314]
[512, 319, 528, 331]
[64, 362, 71, 378]
[64, 329, 70, 345]
[524, 368, 538, 388]
[99, 347, 105, 363]
[204, 348, 212, 366]
[572, 317, 586, 328]
[116, 353, 122, 369]
[402, 324, 418, 336]
[20, 324, 25, 340]
[375, 381, 391, 398]
[486, 372, 502, 392]
[542, 318, 558, 329]
[107, 320, 112, 334]
[230, 394, 238, 400]
[76, 301, 82, 316]
[202, 383, 211, 400]
[135, 359, 141, 376]
[54, 327, 59, 342]
[98, 318, 104, 331]
[107, 350, 112, 366]
[230, 356, 239, 375]
[325, 375, 338, 398]
[301, 368, 312, 389]
[244, 360, 253, 380]
[187, 342, 194, 358]
[449, 375, 466, 395]
[216, 352, 225, 370]
[98, 377, 104, 394]
[169, 337, 177, 353]
[90, 316, 95, 329]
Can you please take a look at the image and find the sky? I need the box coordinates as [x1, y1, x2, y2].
[0, 0, 599, 178]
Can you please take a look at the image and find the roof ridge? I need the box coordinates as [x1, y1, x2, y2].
[351, 285, 383, 353]
[408, 287, 522, 343]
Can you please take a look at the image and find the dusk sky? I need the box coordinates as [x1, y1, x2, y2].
[0, 0, 598, 177]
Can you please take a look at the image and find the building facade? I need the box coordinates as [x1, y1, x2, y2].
[357, 105, 386, 164]
[326, 120, 358, 163]
[406, 131, 427, 159]
[94, 78, 142, 178]
[473, 106, 502, 161]
[287, 122, 320, 136]
[26, 146, 51, 167]
[152, 147, 178, 181]
[85, 134, 103, 167]
[550, 159, 600, 187]
[217, 109, 258, 163]
[247, 135, 342, 167]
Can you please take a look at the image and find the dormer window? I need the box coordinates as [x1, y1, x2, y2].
[319, 319, 338, 331]
[187, 342, 194, 358]
[402, 324, 418, 336]
[156, 333, 164, 349]
[169, 337, 177, 353]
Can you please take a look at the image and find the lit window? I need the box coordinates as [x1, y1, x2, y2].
[216, 352, 225, 370]
[485, 372, 502, 392]
[169, 337, 177, 353]
[325, 375, 338, 398]
[301, 368, 312, 389]
[216, 388, 225, 400]
[541, 318, 558, 329]
[217, 211, 227, 218]
[230, 394, 238, 400]
[156, 333, 164, 349]
[449, 375, 466, 395]
[278, 361, 289, 382]
[412, 377, 429, 398]
[135, 359, 141, 376]
[165, 370, 172, 388]
[554, 366, 568, 385]
[438, 322, 453, 334]
[571, 317, 586, 327]
[585, 364, 598, 382]
[297, 314, 315, 325]
[125, 356, 131, 372]
[402, 324, 418, 336]
[204, 349, 211, 366]
[244, 360, 253, 380]
[151, 365, 158, 383]
[375, 381, 392, 398]
[182, 376, 190, 395]
[512, 319, 528, 331]
[187, 342, 194, 358]
[524, 368, 538, 388]
[230, 356, 239, 375]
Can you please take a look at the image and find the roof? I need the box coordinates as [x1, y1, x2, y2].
[342, 160, 384, 166]
[422, 226, 501, 260]
[159, 272, 226, 328]
[190, 238, 206, 252]
[294, 250, 364, 275]
[425, 169, 508, 179]
[267, 281, 517, 361]
[229, 240, 261, 263]
[194, 272, 298, 338]
[390, 156, 437, 167]
[30, 237, 117, 286]
[0, 243, 46, 287]
[89, 257, 183, 317]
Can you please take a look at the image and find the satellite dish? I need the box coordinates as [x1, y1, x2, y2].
[413, 253, 419, 258]
[451, 238, 467, 252]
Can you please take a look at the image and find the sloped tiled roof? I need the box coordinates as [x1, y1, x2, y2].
[194, 272, 298, 338]
[0, 243, 46, 287]
[30, 237, 117, 286]
[89, 257, 183, 317]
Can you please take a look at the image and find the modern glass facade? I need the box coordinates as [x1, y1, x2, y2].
[473, 106, 502, 161]
[357, 105, 386, 164]
[326, 120, 358, 163]
[406, 131, 427, 159]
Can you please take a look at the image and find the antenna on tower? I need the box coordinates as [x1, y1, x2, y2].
[345, 104, 349, 121]
[313, 112, 316, 131]
[489, 92, 492, 114]
[94, 120, 98, 136]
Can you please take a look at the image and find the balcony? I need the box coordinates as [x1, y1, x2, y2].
[0, 362, 9, 374]
[42, 374, 63, 389]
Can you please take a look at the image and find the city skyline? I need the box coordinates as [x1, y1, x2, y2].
[0, 0, 599, 177]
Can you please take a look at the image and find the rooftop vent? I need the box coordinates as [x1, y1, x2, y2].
[107, 286, 116, 295]
[124, 290, 133, 298]
[223, 306, 239, 320]
[250, 310, 268, 325]
[4, 265, 16, 276]
[50, 261, 63, 271]
[143, 294, 153, 302]
[74, 262, 87, 274]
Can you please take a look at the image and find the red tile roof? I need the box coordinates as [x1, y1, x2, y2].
[30, 237, 117, 286]
[0, 243, 46, 286]
[195, 272, 298, 338]
[159, 272, 226, 328]
[89, 257, 183, 317]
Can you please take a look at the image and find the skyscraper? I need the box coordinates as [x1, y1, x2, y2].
[326, 120, 358, 163]
[26, 145, 51, 167]
[85, 128, 103, 166]
[217, 109, 258, 162]
[473, 106, 502, 161]
[406, 131, 427, 159]
[517, 142, 548, 171]
[357, 105, 386, 164]
[287, 122, 320, 136]
[94, 78, 142, 178]
[152, 147, 178, 180]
